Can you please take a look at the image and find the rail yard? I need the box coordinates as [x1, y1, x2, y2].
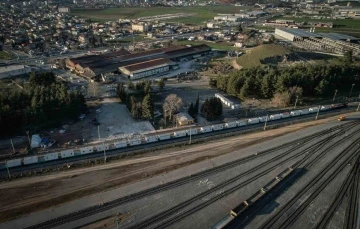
[1, 112, 359, 229]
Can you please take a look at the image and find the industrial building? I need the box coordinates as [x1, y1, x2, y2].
[0, 65, 32, 79]
[65, 44, 211, 80]
[215, 93, 241, 110]
[275, 28, 360, 55]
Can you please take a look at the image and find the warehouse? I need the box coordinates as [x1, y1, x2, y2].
[0, 65, 32, 79]
[215, 93, 241, 109]
[119, 58, 177, 80]
[66, 45, 211, 80]
[275, 28, 322, 41]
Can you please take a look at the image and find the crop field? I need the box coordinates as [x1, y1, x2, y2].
[71, 6, 251, 24]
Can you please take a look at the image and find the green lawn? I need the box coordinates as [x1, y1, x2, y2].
[71, 6, 252, 24]
[177, 40, 240, 51]
[0, 51, 13, 60]
[236, 44, 291, 68]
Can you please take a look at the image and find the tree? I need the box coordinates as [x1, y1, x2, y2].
[288, 86, 303, 104]
[238, 25, 243, 33]
[194, 94, 200, 114]
[188, 102, 195, 118]
[117, 82, 127, 103]
[157, 78, 165, 91]
[131, 102, 142, 119]
[343, 50, 353, 64]
[144, 80, 151, 94]
[271, 92, 290, 108]
[127, 81, 135, 90]
[142, 94, 154, 119]
[163, 94, 183, 121]
[201, 97, 222, 121]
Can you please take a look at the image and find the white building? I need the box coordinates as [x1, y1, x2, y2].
[132, 23, 152, 32]
[58, 7, 70, 13]
[215, 93, 241, 109]
[0, 65, 32, 79]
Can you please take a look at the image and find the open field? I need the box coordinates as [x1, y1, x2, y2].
[0, 51, 13, 60]
[71, 6, 251, 24]
[236, 44, 290, 68]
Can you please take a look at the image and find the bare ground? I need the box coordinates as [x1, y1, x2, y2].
[0, 113, 351, 223]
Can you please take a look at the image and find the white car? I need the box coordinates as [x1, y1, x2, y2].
[96, 109, 102, 113]
[79, 114, 86, 120]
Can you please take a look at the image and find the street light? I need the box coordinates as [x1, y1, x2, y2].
[333, 89, 337, 102]
[349, 83, 355, 97]
[294, 96, 299, 109]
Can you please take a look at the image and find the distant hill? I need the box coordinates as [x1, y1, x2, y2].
[236, 44, 291, 68]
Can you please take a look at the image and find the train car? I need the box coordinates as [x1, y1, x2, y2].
[237, 120, 247, 127]
[321, 105, 330, 111]
[80, 146, 93, 154]
[157, 133, 171, 140]
[174, 130, 187, 137]
[259, 116, 269, 123]
[186, 129, 198, 135]
[129, 139, 141, 146]
[44, 153, 59, 161]
[200, 126, 212, 133]
[225, 121, 237, 128]
[23, 156, 38, 165]
[248, 118, 260, 124]
[230, 201, 249, 217]
[309, 107, 319, 113]
[60, 149, 75, 158]
[280, 112, 290, 118]
[332, 103, 347, 109]
[270, 114, 281, 120]
[212, 124, 224, 131]
[6, 159, 22, 168]
[301, 109, 310, 115]
[114, 141, 127, 149]
[290, 110, 301, 116]
[145, 135, 158, 143]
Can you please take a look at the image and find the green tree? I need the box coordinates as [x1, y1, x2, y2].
[194, 94, 199, 114]
[188, 102, 195, 117]
[131, 102, 142, 119]
[142, 94, 154, 119]
[201, 97, 222, 121]
[127, 81, 135, 90]
[343, 50, 353, 64]
[157, 78, 165, 91]
[117, 82, 127, 103]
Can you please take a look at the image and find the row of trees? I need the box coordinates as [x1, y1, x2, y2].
[211, 64, 360, 100]
[188, 94, 200, 118]
[0, 72, 86, 137]
[201, 97, 223, 121]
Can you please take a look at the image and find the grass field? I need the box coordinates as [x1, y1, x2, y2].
[0, 51, 13, 60]
[236, 44, 290, 68]
[71, 6, 251, 24]
[177, 40, 240, 51]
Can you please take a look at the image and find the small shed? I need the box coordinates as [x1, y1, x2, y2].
[176, 112, 194, 126]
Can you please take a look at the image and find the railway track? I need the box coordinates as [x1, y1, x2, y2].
[23, 121, 358, 229]
[314, 158, 359, 229]
[126, 122, 360, 229]
[258, 137, 360, 229]
[344, 157, 360, 229]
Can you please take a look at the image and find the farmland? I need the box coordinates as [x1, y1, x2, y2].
[71, 6, 251, 24]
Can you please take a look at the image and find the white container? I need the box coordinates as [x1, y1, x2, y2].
[157, 133, 171, 140]
[80, 146, 93, 154]
[237, 120, 247, 126]
[270, 114, 281, 120]
[6, 159, 22, 168]
[174, 130, 187, 137]
[212, 124, 224, 131]
[280, 112, 290, 118]
[309, 107, 319, 113]
[129, 139, 141, 146]
[23, 156, 38, 165]
[301, 109, 309, 115]
[259, 116, 269, 122]
[114, 141, 127, 148]
[186, 129, 198, 135]
[145, 136, 158, 142]
[200, 126, 212, 133]
[290, 110, 301, 116]
[225, 122, 237, 128]
[321, 105, 330, 111]
[44, 153, 59, 161]
[248, 118, 260, 124]
[60, 149, 75, 158]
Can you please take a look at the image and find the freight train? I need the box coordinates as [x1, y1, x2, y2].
[3, 103, 348, 169]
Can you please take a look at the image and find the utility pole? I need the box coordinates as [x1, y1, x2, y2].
[294, 95, 299, 109]
[26, 131, 31, 147]
[10, 139, 15, 154]
[315, 105, 321, 120]
[5, 160, 11, 179]
[333, 89, 337, 102]
[349, 83, 355, 98]
[263, 114, 269, 130]
[189, 128, 192, 145]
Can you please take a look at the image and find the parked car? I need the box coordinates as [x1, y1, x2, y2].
[79, 114, 86, 120]
[96, 109, 102, 113]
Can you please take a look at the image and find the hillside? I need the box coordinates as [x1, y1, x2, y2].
[236, 44, 291, 68]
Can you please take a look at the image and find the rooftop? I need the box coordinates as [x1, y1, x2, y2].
[318, 33, 360, 41]
[176, 112, 194, 122]
[120, 58, 172, 72]
[276, 28, 322, 38]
